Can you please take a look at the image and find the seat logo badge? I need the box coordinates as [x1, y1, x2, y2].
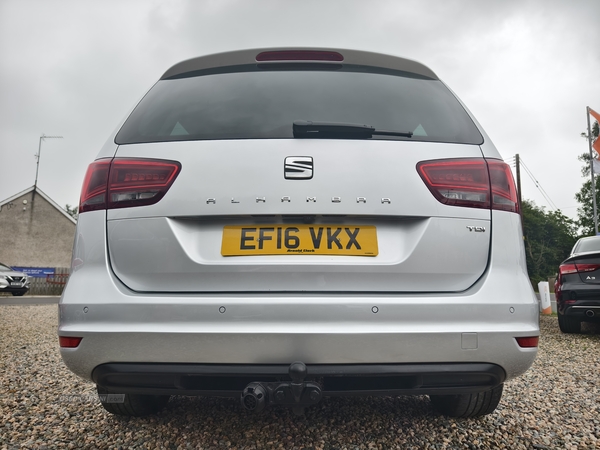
[285, 156, 313, 180]
[466, 226, 486, 232]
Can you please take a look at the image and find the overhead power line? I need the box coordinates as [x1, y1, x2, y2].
[518, 157, 559, 211]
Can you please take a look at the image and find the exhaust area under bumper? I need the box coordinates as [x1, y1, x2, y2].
[92, 361, 506, 400]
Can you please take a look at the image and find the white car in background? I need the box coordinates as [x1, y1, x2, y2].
[0, 262, 29, 296]
[59, 48, 539, 418]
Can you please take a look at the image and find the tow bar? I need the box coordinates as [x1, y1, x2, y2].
[241, 361, 322, 415]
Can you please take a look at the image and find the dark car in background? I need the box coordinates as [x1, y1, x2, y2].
[555, 236, 600, 333]
[0, 263, 30, 296]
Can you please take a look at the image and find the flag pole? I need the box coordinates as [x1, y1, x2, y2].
[587, 106, 598, 235]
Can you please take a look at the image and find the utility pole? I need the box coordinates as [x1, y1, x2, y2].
[34, 134, 63, 193]
[586, 107, 598, 235]
[515, 154, 522, 210]
[515, 154, 524, 234]
[32, 133, 63, 210]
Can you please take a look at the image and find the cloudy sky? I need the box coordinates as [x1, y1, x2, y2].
[1, 0, 599, 220]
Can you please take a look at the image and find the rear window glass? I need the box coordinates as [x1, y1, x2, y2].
[574, 238, 600, 254]
[116, 65, 483, 145]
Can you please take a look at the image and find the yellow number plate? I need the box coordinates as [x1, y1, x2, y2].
[221, 225, 378, 256]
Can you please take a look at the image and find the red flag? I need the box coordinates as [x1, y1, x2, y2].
[591, 108, 600, 155]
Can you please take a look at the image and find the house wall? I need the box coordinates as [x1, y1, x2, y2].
[0, 191, 76, 267]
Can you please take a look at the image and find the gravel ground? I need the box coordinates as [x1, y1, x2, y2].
[1, 305, 599, 450]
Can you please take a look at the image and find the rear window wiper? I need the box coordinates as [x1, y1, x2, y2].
[293, 120, 413, 139]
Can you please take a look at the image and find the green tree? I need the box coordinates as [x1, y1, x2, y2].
[522, 200, 577, 285]
[575, 179, 598, 236]
[575, 119, 599, 235]
[65, 204, 78, 220]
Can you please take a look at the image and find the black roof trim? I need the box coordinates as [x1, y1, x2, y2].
[161, 48, 438, 81]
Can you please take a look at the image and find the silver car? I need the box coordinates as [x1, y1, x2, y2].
[59, 48, 539, 418]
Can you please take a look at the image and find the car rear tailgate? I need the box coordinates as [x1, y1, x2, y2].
[107, 139, 491, 293]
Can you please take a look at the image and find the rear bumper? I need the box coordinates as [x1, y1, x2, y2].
[92, 362, 506, 397]
[561, 302, 600, 320]
[59, 210, 539, 386]
[59, 295, 538, 383]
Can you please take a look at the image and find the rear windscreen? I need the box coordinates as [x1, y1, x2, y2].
[574, 239, 600, 253]
[116, 65, 483, 145]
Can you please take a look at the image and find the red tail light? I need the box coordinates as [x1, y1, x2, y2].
[256, 50, 344, 62]
[59, 336, 82, 348]
[555, 264, 575, 302]
[558, 263, 600, 275]
[417, 158, 518, 213]
[574, 263, 600, 273]
[515, 336, 539, 348]
[558, 264, 577, 275]
[80, 159, 111, 212]
[488, 160, 519, 213]
[79, 158, 181, 213]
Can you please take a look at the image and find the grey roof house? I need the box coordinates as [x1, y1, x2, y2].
[0, 186, 76, 268]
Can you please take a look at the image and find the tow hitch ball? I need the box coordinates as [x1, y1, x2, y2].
[241, 361, 322, 413]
